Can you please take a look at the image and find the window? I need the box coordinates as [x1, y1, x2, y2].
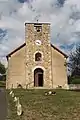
[34, 24, 42, 32]
[35, 52, 42, 61]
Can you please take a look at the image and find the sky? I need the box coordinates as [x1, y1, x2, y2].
[0, 0, 80, 66]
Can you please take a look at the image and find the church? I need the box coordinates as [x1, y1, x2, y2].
[6, 22, 68, 89]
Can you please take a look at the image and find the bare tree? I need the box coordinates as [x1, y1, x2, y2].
[68, 44, 80, 77]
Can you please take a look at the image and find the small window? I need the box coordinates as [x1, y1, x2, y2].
[34, 24, 42, 32]
[35, 52, 42, 61]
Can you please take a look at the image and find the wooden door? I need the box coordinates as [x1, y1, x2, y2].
[34, 68, 43, 87]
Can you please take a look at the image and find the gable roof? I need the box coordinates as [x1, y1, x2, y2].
[6, 43, 68, 60]
[51, 44, 68, 58]
[6, 43, 26, 60]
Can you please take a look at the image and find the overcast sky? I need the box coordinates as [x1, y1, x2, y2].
[0, 0, 80, 66]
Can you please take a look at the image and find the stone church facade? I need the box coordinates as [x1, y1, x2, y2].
[6, 22, 68, 89]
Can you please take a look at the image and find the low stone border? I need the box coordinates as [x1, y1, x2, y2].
[9, 90, 23, 116]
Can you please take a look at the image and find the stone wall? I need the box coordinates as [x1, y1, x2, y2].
[69, 84, 80, 90]
[25, 23, 52, 88]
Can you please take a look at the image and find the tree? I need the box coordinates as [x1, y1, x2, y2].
[68, 45, 80, 84]
[0, 62, 6, 81]
[68, 45, 80, 77]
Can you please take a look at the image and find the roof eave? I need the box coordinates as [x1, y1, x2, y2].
[6, 43, 26, 59]
[51, 44, 68, 58]
[6, 43, 68, 60]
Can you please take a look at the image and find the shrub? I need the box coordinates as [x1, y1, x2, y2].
[68, 76, 80, 84]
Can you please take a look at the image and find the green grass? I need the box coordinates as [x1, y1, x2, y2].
[71, 78, 80, 84]
[68, 77, 80, 84]
[6, 89, 80, 120]
[0, 81, 6, 87]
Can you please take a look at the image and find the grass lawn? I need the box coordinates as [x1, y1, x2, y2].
[6, 89, 80, 120]
[0, 81, 6, 87]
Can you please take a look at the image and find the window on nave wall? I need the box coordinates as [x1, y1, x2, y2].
[35, 52, 42, 61]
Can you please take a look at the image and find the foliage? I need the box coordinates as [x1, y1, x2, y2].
[0, 62, 6, 74]
[68, 76, 80, 84]
[0, 81, 6, 87]
[0, 62, 6, 81]
[68, 44, 80, 77]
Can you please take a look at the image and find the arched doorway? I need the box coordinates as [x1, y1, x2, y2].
[34, 68, 43, 87]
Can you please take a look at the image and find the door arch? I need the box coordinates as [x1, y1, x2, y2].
[34, 68, 43, 87]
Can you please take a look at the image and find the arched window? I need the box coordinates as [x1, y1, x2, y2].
[35, 52, 42, 61]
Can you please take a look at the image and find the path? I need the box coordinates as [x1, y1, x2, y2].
[0, 88, 7, 120]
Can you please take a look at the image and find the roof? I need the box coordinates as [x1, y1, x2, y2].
[51, 44, 68, 58]
[6, 43, 26, 60]
[6, 43, 68, 60]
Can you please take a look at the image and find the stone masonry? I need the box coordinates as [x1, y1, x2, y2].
[25, 23, 52, 88]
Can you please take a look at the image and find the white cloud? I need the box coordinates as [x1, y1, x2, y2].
[0, 0, 80, 66]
